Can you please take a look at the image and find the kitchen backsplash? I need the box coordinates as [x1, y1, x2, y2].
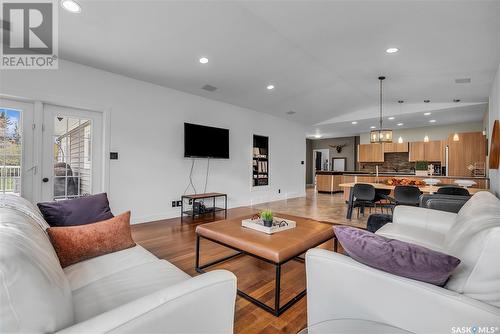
[359, 153, 415, 173]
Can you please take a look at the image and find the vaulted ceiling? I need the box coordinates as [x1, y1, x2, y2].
[59, 1, 500, 137]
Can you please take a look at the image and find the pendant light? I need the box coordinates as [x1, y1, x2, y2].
[370, 76, 393, 143]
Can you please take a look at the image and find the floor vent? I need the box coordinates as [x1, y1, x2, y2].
[202, 84, 218, 92]
[455, 78, 471, 84]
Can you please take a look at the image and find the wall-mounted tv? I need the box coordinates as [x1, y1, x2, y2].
[184, 123, 229, 159]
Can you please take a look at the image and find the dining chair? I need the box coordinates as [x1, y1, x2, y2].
[383, 185, 422, 212]
[394, 185, 422, 206]
[436, 186, 470, 196]
[374, 188, 392, 214]
[352, 183, 376, 218]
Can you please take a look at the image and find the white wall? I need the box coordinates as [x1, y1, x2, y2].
[0, 60, 307, 223]
[359, 122, 484, 144]
[489, 63, 500, 196]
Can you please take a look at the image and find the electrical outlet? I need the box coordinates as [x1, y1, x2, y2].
[278, 189, 281, 193]
[171, 201, 176, 207]
[176, 200, 182, 207]
[189, 199, 193, 205]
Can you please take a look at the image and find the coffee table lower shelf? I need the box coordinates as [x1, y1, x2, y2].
[195, 234, 337, 316]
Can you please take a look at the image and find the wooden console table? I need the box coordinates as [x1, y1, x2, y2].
[181, 192, 227, 222]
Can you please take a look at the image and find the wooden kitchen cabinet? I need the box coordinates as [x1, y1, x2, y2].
[409, 142, 425, 161]
[409, 141, 442, 162]
[358, 144, 384, 162]
[316, 173, 343, 193]
[384, 142, 409, 153]
[424, 140, 443, 162]
[447, 132, 486, 177]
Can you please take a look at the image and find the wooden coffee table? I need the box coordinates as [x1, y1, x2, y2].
[195, 213, 336, 316]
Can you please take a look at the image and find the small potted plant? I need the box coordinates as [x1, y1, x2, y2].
[260, 210, 274, 227]
[415, 161, 429, 176]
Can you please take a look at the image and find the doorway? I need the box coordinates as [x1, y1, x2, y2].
[41, 104, 104, 202]
[312, 149, 330, 187]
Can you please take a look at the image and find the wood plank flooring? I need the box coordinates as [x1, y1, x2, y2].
[131, 190, 369, 334]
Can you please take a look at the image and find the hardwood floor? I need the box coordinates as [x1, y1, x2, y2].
[131, 189, 369, 334]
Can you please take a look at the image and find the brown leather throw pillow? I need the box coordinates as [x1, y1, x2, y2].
[47, 211, 136, 268]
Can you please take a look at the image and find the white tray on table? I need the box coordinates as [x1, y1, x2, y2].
[242, 217, 296, 234]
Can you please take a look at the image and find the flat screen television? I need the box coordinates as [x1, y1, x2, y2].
[184, 123, 229, 159]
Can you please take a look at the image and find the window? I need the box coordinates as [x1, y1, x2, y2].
[53, 117, 92, 199]
[0, 108, 22, 195]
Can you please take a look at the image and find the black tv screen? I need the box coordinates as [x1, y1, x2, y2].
[184, 123, 229, 159]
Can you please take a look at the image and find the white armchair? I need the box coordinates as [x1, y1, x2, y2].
[306, 191, 500, 333]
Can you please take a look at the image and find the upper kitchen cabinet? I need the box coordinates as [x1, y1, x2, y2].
[447, 132, 486, 177]
[383, 142, 409, 153]
[409, 142, 425, 161]
[409, 140, 443, 162]
[358, 143, 384, 162]
[424, 140, 444, 162]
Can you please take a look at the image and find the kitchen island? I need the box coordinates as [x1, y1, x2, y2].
[315, 171, 344, 193]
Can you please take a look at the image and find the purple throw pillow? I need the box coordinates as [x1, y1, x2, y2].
[334, 226, 460, 286]
[37, 193, 114, 227]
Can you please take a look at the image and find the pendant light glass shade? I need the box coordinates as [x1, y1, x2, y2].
[370, 76, 393, 143]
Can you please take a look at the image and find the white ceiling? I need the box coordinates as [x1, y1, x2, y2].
[59, 1, 500, 137]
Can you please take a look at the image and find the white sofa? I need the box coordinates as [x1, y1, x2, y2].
[306, 191, 500, 333]
[0, 194, 237, 334]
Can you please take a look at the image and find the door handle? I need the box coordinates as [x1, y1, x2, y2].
[42, 177, 49, 183]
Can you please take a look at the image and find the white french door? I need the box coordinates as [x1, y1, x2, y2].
[41, 104, 103, 201]
[0, 98, 35, 202]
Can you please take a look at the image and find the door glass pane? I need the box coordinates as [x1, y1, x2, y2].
[53, 116, 92, 200]
[0, 108, 22, 195]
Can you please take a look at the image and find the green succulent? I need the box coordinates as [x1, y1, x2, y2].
[260, 210, 273, 222]
[415, 161, 429, 171]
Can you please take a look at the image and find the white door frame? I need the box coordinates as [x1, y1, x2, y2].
[0, 94, 111, 204]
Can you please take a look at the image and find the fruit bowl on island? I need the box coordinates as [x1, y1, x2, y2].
[385, 178, 426, 186]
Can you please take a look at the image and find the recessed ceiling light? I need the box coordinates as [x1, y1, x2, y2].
[370, 126, 376, 129]
[397, 123, 404, 126]
[424, 100, 430, 103]
[351, 121, 358, 125]
[266, 84, 275, 90]
[61, 0, 81, 13]
[199, 57, 209, 64]
[388, 116, 395, 120]
[386, 47, 399, 54]
[429, 119, 436, 123]
[453, 99, 461, 103]
[424, 112, 432, 116]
